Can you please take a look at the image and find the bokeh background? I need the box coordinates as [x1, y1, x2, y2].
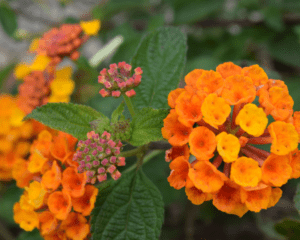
[1, 0, 300, 239]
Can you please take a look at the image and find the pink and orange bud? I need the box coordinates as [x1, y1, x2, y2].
[98, 62, 142, 98]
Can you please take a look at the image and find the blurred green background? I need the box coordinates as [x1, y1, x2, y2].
[1, 0, 300, 239]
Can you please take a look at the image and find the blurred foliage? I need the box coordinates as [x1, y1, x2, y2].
[1, 0, 300, 239]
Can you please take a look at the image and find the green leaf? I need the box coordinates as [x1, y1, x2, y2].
[131, 26, 187, 109]
[0, 185, 23, 225]
[262, 5, 284, 31]
[129, 108, 169, 146]
[0, 3, 18, 37]
[294, 182, 300, 212]
[275, 219, 300, 240]
[173, 0, 223, 24]
[24, 103, 105, 139]
[91, 170, 164, 240]
[111, 101, 125, 123]
[17, 229, 43, 240]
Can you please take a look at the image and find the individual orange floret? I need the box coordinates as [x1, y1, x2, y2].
[212, 180, 248, 217]
[201, 93, 231, 129]
[175, 90, 204, 126]
[221, 75, 256, 105]
[268, 79, 289, 93]
[189, 126, 216, 161]
[47, 190, 72, 220]
[230, 157, 262, 187]
[13, 202, 39, 231]
[268, 187, 282, 208]
[240, 185, 271, 212]
[242, 65, 269, 89]
[161, 110, 193, 146]
[289, 150, 300, 179]
[26, 181, 47, 209]
[62, 167, 87, 198]
[185, 69, 205, 91]
[31, 130, 53, 158]
[39, 211, 58, 235]
[293, 111, 300, 137]
[235, 103, 268, 137]
[12, 158, 36, 188]
[167, 156, 190, 189]
[188, 161, 228, 193]
[185, 177, 212, 205]
[50, 131, 77, 163]
[72, 185, 98, 216]
[259, 86, 294, 121]
[28, 151, 48, 173]
[216, 132, 240, 163]
[268, 121, 298, 155]
[216, 62, 242, 79]
[196, 70, 224, 95]
[261, 154, 292, 187]
[165, 144, 190, 162]
[42, 160, 62, 191]
[168, 88, 185, 108]
[61, 212, 89, 240]
[43, 229, 66, 240]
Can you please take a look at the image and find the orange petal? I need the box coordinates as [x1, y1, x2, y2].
[196, 70, 224, 95]
[240, 186, 271, 212]
[168, 88, 185, 108]
[47, 190, 72, 220]
[167, 156, 190, 189]
[216, 62, 242, 79]
[189, 126, 216, 161]
[62, 167, 87, 198]
[41, 160, 62, 191]
[61, 212, 89, 240]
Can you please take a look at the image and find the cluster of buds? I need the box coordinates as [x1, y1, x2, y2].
[73, 131, 125, 184]
[36, 24, 89, 64]
[110, 119, 131, 142]
[17, 71, 52, 114]
[98, 62, 143, 98]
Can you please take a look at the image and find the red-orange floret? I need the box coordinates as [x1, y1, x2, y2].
[189, 126, 216, 161]
[289, 150, 300, 179]
[242, 65, 269, 89]
[41, 160, 62, 191]
[60, 212, 89, 240]
[47, 190, 72, 220]
[39, 211, 58, 235]
[71, 185, 98, 216]
[185, 177, 212, 205]
[221, 75, 256, 105]
[175, 90, 205, 126]
[188, 161, 228, 193]
[167, 156, 190, 189]
[216, 62, 242, 79]
[165, 144, 190, 162]
[261, 154, 292, 187]
[62, 167, 87, 198]
[240, 185, 271, 212]
[161, 110, 193, 146]
[196, 70, 224, 95]
[185, 69, 205, 92]
[212, 180, 248, 217]
[168, 88, 185, 108]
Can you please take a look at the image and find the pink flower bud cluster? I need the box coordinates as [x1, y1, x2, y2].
[73, 131, 125, 184]
[98, 62, 143, 98]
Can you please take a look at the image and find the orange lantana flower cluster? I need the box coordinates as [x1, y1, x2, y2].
[162, 62, 299, 217]
[13, 130, 98, 239]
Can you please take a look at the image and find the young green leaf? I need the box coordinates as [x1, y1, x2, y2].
[24, 103, 106, 139]
[91, 170, 164, 240]
[111, 101, 125, 123]
[0, 3, 18, 37]
[129, 108, 169, 146]
[131, 26, 187, 109]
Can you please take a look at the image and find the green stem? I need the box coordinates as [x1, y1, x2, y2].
[120, 145, 146, 158]
[123, 150, 163, 174]
[123, 94, 135, 117]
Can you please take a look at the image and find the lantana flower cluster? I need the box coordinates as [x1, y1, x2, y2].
[162, 62, 300, 217]
[73, 130, 125, 183]
[0, 20, 100, 181]
[98, 62, 143, 98]
[13, 130, 98, 240]
[36, 20, 100, 64]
